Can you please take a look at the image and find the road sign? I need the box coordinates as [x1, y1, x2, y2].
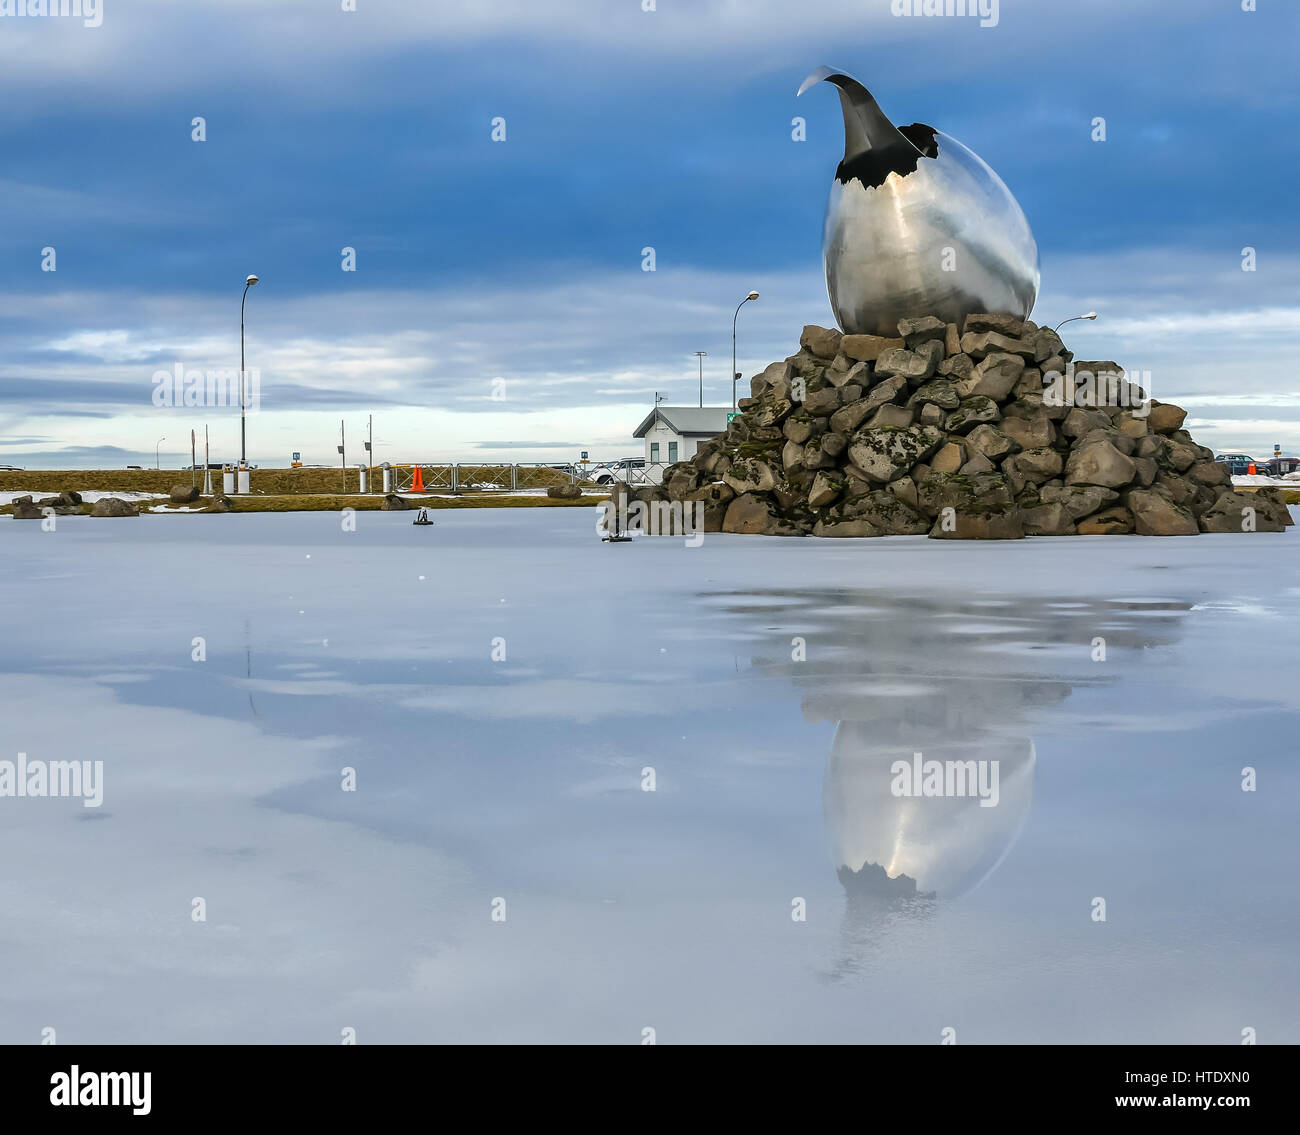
[727, 412, 740, 423]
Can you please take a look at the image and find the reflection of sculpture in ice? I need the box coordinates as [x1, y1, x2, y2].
[711, 587, 1195, 968]
[826, 730, 1036, 903]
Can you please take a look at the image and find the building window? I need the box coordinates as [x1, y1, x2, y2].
[650, 442, 660, 462]
[668, 442, 678, 463]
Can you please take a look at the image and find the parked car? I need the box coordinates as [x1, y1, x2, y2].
[590, 458, 660, 486]
[1261, 457, 1300, 477]
[0, 464, 24, 470]
[1214, 452, 1255, 476]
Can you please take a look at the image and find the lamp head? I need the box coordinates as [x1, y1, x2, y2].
[747, 291, 760, 301]
[246, 274, 260, 286]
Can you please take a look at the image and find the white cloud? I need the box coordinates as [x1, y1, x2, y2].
[6, 243, 1300, 465]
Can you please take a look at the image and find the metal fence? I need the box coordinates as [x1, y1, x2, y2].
[382, 460, 676, 493]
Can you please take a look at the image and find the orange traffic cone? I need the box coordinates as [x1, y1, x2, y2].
[412, 465, 425, 492]
[1248, 463, 1257, 475]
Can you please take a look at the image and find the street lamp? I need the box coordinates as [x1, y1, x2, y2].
[694, 351, 707, 408]
[732, 290, 759, 411]
[155, 436, 166, 469]
[240, 273, 259, 467]
[1054, 311, 1097, 334]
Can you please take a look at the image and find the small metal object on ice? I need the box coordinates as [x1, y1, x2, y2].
[412, 508, 434, 526]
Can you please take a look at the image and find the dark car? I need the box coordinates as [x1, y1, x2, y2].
[1214, 453, 1254, 476]
[1261, 457, 1300, 478]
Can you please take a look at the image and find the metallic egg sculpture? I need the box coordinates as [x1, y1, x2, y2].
[798, 65, 1040, 337]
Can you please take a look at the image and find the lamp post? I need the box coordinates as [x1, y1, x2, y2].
[240, 274, 259, 468]
[732, 290, 759, 411]
[694, 351, 707, 408]
[155, 436, 166, 469]
[1054, 311, 1097, 334]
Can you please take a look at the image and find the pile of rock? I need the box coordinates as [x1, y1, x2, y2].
[8, 491, 145, 518]
[630, 314, 1294, 538]
[10, 491, 83, 519]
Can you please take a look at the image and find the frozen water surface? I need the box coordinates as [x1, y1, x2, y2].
[1, 507, 1297, 1044]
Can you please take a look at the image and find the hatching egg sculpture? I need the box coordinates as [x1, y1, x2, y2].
[798, 65, 1040, 337]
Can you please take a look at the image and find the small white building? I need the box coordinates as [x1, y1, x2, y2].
[632, 405, 732, 466]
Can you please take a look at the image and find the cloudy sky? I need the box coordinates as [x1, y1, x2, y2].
[1, 0, 1296, 468]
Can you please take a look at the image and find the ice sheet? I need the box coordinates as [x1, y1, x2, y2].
[0, 507, 1296, 1043]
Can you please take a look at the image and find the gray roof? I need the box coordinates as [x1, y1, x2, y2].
[632, 406, 732, 439]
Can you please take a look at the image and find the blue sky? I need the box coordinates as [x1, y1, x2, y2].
[1, 0, 1298, 467]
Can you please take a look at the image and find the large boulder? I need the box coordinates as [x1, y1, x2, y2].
[169, 484, 200, 504]
[807, 471, 843, 509]
[1126, 489, 1198, 536]
[381, 493, 414, 510]
[928, 508, 1025, 540]
[845, 425, 946, 483]
[897, 315, 947, 348]
[663, 464, 702, 500]
[1020, 502, 1076, 536]
[944, 396, 1001, 434]
[1077, 507, 1135, 535]
[1065, 437, 1137, 489]
[875, 341, 943, 383]
[723, 456, 779, 494]
[965, 424, 1019, 463]
[546, 483, 583, 499]
[999, 412, 1056, 450]
[1004, 446, 1063, 483]
[840, 333, 903, 362]
[916, 472, 1015, 518]
[909, 378, 961, 411]
[800, 325, 842, 359]
[90, 497, 139, 517]
[1199, 490, 1290, 533]
[963, 313, 1027, 339]
[960, 352, 1024, 401]
[1040, 484, 1120, 521]
[828, 489, 930, 535]
[722, 493, 804, 536]
[1147, 402, 1188, 434]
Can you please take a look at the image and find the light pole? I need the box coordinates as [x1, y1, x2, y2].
[155, 436, 166, 469]
[1054, 311, 1097, 334]
[240, 273, 259, 467]
[694, 351, 707, 408]
[732, 291, 759, 411]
